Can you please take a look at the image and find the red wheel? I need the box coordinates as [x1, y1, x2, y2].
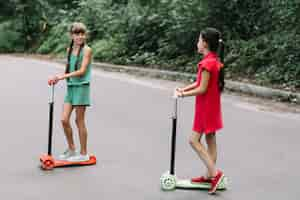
[89, 155, 97, 163]
[42, 159, 54, 170]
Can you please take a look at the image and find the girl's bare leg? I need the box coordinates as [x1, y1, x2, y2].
[75, 106, 88, 155]
[61, 103, 75, 150]
[190, 132, 216, 178]
[205, 133, 217, 164]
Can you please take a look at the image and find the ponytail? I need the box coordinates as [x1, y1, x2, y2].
[218, 39, 225, 93]
[65, 41, 85, 73]
[65, 40, 74, 73]
[74, 43, 84, 71]
[200, 27, 225, 92]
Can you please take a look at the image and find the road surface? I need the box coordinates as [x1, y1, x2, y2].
[0, 55, 299, 200]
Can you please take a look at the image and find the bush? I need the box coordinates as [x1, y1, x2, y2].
[2, 0, 300, 90]
[37, 22, 69, 55]
[92, 35, 127, 64]
[226, 31, 300, 90]
[0, 21, 23, 52]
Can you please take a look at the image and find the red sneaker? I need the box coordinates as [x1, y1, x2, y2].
[208, 170, 224, 194]
[191, 176, 210, 183]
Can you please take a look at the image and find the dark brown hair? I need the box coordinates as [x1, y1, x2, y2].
[200, 27, 225, 92]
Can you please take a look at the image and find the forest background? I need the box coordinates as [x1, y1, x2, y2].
[1, 0, 299, 91]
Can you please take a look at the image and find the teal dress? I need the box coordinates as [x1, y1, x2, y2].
[64, 48, 92, 106]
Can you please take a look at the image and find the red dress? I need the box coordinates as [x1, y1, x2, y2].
[193, 52, 223, 134]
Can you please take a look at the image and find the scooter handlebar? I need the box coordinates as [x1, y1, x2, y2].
[49, 85, 54, 103]
[173, 97, 178, 118]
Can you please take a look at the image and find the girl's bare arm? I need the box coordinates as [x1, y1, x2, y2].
[180, 82, 198, 92]
[181, 70, 210, 97]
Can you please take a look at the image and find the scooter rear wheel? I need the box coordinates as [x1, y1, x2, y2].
[42, 159, 54, 170]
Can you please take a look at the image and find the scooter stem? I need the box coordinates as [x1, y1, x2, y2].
[170, 98, 178, 175]
[48, 85, 54, 155]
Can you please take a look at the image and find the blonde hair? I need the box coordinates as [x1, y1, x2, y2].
[70, 22, 87, 34]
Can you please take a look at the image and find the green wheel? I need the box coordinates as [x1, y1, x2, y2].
[160, 173, 176, 191]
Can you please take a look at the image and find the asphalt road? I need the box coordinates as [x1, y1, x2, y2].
[1, 55, 300, 200]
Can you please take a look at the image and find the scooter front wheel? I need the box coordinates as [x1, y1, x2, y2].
[160, 173, 176, 191]
[40, 154, 55, 170]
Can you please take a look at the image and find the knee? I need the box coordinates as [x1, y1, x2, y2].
[61, 118, 70, 127]
[75, 117, 84, 126]
[189, 137, 199, 148]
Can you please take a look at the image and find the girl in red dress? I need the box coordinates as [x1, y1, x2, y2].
[174, 27, 225, 194]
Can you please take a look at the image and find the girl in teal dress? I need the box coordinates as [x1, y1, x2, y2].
[48, 22, 92, 162]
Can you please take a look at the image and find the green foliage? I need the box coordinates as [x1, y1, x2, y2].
[270, 0, 300, 31]
[1, 0, 300, 90]
[37, 22, 69, 55]
[0, 0, 16, 18]
[226, 31, 300, 90]
[92, 35, 127, 64]
[223, 0, 300, 90]
[202, 0, 274, 39]
[13, 0, 53, 49]
[0, 21, 23, 52]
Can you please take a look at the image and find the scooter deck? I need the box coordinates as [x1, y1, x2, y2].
[40, 154, 96, 170]
[54, 155, 97, 167]
[176, 176, 228, 190]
